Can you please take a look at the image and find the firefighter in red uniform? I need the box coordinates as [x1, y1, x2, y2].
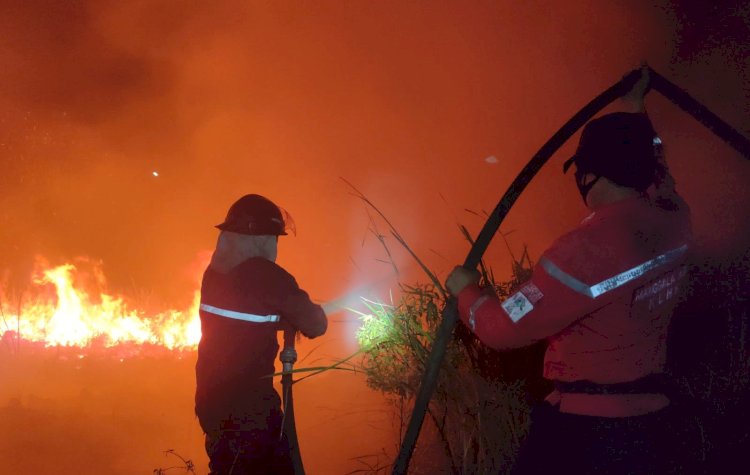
[446, 71, 696, 474]
[195, 194, 327, 475]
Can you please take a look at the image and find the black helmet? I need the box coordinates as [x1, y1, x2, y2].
[216, 194, 295, 236]
[564, 112, 660, 192]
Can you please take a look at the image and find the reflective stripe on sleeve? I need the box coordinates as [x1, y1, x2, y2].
[540, 244, 688, 299]
[199, 303, 280, 323]
[468, 294, 490, 330]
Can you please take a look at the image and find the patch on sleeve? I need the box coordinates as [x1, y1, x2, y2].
[519, 282, 544, 304]
[502, 291, 534, 323]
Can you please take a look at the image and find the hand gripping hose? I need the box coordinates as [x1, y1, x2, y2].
[280, 329, 306, 475]
[392, 67, 750, 475]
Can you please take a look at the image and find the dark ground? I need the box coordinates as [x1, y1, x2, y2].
[667, 248, 750, 473]
[0, 345, 205, 474]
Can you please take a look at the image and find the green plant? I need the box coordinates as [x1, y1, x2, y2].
[352, 279, 537, 473]
[344, 180, 547, 474]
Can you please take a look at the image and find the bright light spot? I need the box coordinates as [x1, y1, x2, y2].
[653, 137, 662, 145]
[353, 297, 395, 348]
[485, 155, 498, 164]
[152, 171, 159, 177]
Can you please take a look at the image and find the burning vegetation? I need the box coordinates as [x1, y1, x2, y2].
[1, 2, 748, 473]
[0, 259, 201, 352]
[0, 260, 209, 473]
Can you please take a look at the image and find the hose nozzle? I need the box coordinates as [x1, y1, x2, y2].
[280, 347, 298, 373]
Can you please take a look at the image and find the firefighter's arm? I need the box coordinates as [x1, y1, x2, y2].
[280, 287, 327, 338]
[620, 64, 649, 113]
[273, 273, 328, 339]
[449, 262, 608, 350]
[619, 66, 688, 212]
[649, 153, 691, 215]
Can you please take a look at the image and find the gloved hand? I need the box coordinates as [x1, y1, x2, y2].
[445, 266, 481, 297]
[621, 64, 650, 113]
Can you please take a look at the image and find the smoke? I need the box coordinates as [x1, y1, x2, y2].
[1, 1, 748, 473]
[2, 0, 747, 296]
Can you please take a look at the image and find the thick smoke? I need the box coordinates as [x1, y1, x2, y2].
[1, 1, 748, 473]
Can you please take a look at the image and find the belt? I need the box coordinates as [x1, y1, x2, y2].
[553, 373, 670, 395]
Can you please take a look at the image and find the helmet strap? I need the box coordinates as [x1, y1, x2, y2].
[575, 171, 601, 205]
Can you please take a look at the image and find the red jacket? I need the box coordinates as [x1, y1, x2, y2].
[457, 194, 691, 415]
[195, 257, 326, 429]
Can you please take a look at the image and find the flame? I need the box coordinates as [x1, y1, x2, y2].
[0, 261, 201, 350]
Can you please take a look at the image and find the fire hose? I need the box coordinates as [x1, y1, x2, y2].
[280, 328, 306, 475]
[392, 66, 750, 474]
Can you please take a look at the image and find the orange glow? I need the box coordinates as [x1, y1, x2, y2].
[1, 261, 201, 350]
[0, 2, 746, 474]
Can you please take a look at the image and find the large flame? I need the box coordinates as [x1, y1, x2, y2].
[0, 261, 201, 350]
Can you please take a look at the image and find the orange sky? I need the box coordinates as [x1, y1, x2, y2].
[0, 0, 746, 304]
[1, 1, 748, 473]
[1, 1, 748, 299]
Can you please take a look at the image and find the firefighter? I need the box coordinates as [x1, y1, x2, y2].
[446, 70, 698, 474]
[195, 194, 327, 475]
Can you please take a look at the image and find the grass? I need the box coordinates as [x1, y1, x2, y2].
[339, 180, 548, 474]
[153, 449, 196, 474]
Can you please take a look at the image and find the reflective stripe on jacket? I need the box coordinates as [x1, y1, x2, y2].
[457, 194, 692, 384]
[195, 257, 327, 424]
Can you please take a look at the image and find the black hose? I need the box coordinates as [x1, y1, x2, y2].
[391, 67, 645, 475]
[282, 329, 306, 475]
[648, 68, 750, 160]
[391, 66, 750, 474]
